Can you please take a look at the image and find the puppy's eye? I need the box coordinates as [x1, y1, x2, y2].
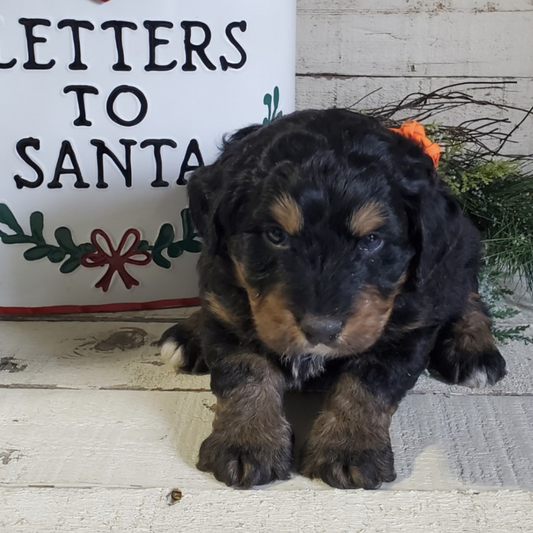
[358, 234, 383, 253]
[265, 227, 288, 246]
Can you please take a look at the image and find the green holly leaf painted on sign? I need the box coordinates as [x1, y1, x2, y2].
[263, 93, 273, 125]
[143, 211, 201, 267]
[55, 227, 78, 254]
[0, 203, 23, 235]
[60, 257, 81, 274]
[0, 234, 34, 245]
[263, 87, 283, 124]
[181, 209, 195, 240]
[152, 223, 175, 269]
[24, 246, 54, 261]
[167, 242, 184, 258]
[180, 209, 202, 253]
[30, 213, 44, 242]
[78, 243, 96, 255]
[29, 212, 45, 245]
[48, 248, 67, 264]
[273, 86, 280, 112]
[137, 240, 151, 252]
[182, 240, 202, 253]
[0, 208, 97, 276]
[154, 224, 175, 249]
[153, 254, 171, 269]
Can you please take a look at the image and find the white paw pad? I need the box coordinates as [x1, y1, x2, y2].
[462, 368, 489, 389]
[160, 340, 184, 371]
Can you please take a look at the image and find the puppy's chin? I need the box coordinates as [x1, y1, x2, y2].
[287, 339, 368, 359]
[303, 343, 335, 356]
[286, 342, 335, 358]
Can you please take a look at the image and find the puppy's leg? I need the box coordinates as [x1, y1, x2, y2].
[300, 330, 434, 489]
[198, 328, 292, 488]
[300, 373, 396, 489]
[157, 310, 208, 374]
[429, 292, 506, 388]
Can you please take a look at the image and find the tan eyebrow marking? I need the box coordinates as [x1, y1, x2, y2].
[270, 193, 304, 235]
[349, 202, 386, 235]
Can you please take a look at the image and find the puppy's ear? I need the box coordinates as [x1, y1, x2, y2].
[187, 124, 260, 256]
[397, 151, 464, 288]
[187, 164, 220, 246]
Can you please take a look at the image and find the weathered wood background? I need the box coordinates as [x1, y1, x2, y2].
[296, 0, 533, 154]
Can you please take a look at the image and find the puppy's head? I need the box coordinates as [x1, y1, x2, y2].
[189, 110, 461, 356]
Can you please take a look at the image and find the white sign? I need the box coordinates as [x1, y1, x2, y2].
[0, 0, 296, 313]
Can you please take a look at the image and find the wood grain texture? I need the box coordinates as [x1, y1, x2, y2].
[296, 11, 533, 77]
[1, 390, 532, 491]
[296, 76, 533, 113]
[1, 487, 533, 533]
[0, 321, 209, 391]
[298, 0, 533, 14]
[0, 321, 530, 394]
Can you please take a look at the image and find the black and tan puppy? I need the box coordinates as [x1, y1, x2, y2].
[158, 109, 506, 489]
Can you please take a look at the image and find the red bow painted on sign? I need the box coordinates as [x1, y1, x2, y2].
[81, 229, 151, 292]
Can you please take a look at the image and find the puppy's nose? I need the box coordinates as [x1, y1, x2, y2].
[301, 316, 343, 346]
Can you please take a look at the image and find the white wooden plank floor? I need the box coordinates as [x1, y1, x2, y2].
[1, 307, 532, 532]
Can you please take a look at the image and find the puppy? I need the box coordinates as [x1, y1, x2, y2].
[158, 109, 506, 489]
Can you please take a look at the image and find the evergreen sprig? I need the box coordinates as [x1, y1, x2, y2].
[364, 81, 533, 343]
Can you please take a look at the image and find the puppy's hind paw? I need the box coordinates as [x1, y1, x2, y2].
[458, 348, 507, 389]
[429, 345, 507, 389]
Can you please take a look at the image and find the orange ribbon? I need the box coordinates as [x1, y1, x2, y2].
[390, 120, 441, 168]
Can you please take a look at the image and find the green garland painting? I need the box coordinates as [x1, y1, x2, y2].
[0, 87, 284, 293]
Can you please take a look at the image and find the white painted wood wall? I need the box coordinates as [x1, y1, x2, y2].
[296, 0, 533, 154]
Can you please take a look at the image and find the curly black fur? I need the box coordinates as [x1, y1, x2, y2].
[159, 109, 506, 489]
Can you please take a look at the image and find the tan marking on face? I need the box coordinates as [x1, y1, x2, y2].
[204, 292, 237, 326]
[232, 259, 303, 353]
[400, 319, 426, 332]
[452, 292, 496, 353]
[250, 286, 306, 354]
[338, 275, 406, 355]
[234, 257, 405, 358]
[233, 258, 306, 353]
[349, 202, 385, 236]
[233, 260, 249, 292]
[270, 193, 304, 235]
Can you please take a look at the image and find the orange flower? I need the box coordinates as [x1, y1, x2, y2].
[390, 120, 441, 168]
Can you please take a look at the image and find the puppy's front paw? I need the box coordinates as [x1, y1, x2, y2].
[157, 312, 207, 374]
[197, 430, 293, 488]
[300, 442, 396, 490]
